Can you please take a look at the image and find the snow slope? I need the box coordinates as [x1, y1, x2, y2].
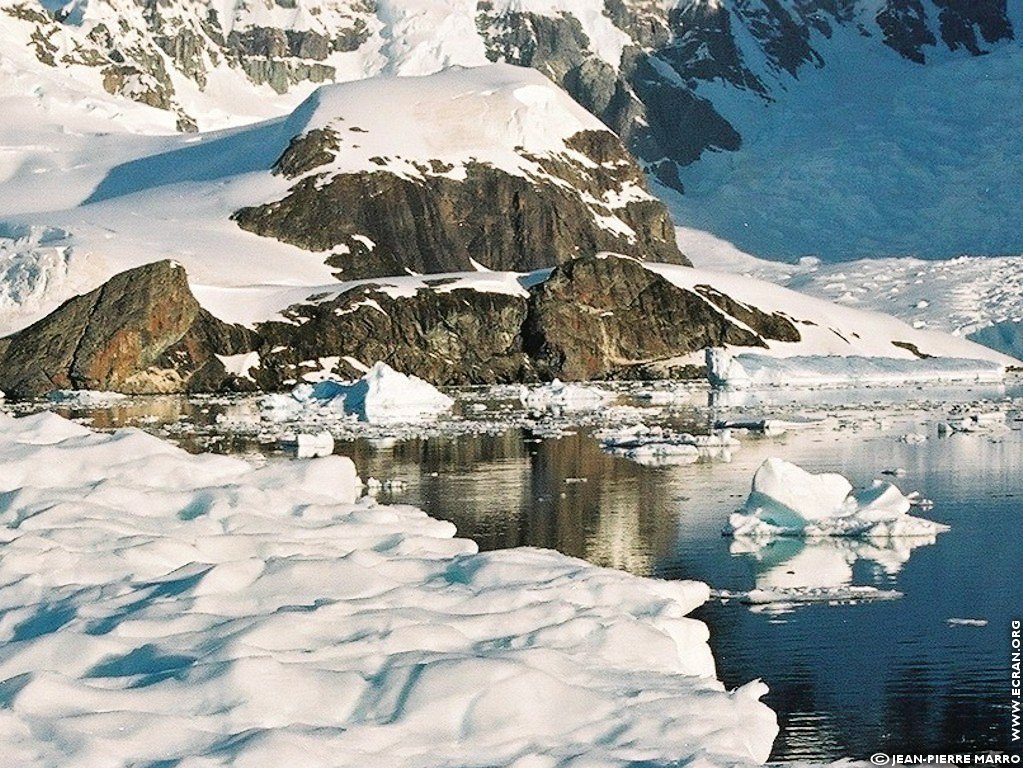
[665, 22, 1023, 261]
[0, 63, 636, 333]
[0, 58, 1005, 368]
[3, 0, 1020, 264]
[0, 410, 778, 767]
[679, 227, 1023, 361]
[645, 262, 1014, 365]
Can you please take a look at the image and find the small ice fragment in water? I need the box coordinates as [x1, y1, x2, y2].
[295, 431, 334, 458]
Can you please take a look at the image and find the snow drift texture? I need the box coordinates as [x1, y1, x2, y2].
[0, 411, 777, 767]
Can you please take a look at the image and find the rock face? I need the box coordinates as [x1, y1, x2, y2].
[0, 257, 802, 396]
[0, 261, 253, 397]
[252, 286, 533, 388]
[523, 256, 799, 380]
[233, 127, 685, 278]
[227, 67, 689, 278]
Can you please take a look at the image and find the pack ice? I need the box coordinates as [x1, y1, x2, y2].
[728, 458, 950, 539]
[0, 411, 777, 767]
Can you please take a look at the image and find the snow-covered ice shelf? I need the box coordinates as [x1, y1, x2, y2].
[707, 349, 1006, 390]
[0, 411, 778, 767]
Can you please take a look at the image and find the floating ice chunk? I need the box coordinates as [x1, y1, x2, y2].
[706, 348, 1005, 389]
[335, 362, 454, 422]
[600, 427, 740, 467]
[739, 458, 853, 530]
[263, 362, 453, 424]
[716, 417, 819, 436]
[520, 379, 615, 411]
[719, 585, 904, 607]
[728, 458, 950, 538]
[634, 388, 691, 405]
[282, 431, 334, 458]
[940, 411, 1008, 434]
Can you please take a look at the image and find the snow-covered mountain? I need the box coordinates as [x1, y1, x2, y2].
[0, 63, 688, 334]
[0, 0, 1019, 390]
[2, 0, 1019, 264]
[0, 252, 1010, 397]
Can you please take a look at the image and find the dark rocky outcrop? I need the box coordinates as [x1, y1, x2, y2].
[233, 128, 688, 279]
[876, 0, 937, 63]
[0, 256, 805, 397]
[251, 286, 533, 389]
[0, 261, 253, 398]
[523, 256, 799, 380]
[931, 0, 1013, 55]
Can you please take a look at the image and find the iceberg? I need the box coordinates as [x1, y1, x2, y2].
[264, 361, 454, 424]
[727, 458, 950, 538]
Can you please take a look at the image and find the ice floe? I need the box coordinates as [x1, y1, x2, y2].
[600, 424, 740, 466]
[727, 458, 949, 538]
[45, 389, 128, 407]
[520, 379, 616, 412]
[0, 410, 778, 767]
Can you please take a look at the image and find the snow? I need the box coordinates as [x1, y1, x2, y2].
[666, 22, 1023, 262]
[0, 64, 627, 335]
[0, 410, 778, 767]
[706, 349, 1006, 389]
[648, 260, 1015, 365]
[281, 64, 604, 183]
[728, 458, 950, 539]
[215, 351, 260, 381]
[680, 227, 1023, 362]
[265, 362, 454, 424]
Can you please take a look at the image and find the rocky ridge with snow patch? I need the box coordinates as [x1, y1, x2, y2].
[0, 253, 1010, 397]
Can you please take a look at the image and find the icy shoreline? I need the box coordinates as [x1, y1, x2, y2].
[0, 411, 777, 767]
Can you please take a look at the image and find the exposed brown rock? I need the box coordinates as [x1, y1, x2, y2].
[233, 128, 688, 279]
[523, 255, 798, 380]
[0, 261, 252, 398]
[0, 256, 805, 396]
